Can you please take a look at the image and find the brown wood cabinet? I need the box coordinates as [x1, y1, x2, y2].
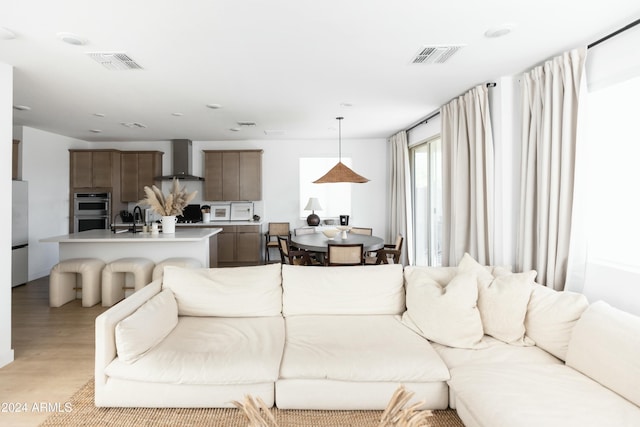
[12, 140, 20, 180]
[120, 151, 163, 202]
[70, 149, 119, 188]
[214, 224, 261, 266]
[203, 150, 262, 201]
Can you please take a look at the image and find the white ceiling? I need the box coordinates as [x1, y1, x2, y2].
[2, 1, 639, 142]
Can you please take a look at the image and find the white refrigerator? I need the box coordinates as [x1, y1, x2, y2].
[12, 180, 28, 287]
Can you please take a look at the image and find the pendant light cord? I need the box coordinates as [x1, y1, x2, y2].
[337, 116, 343, 162]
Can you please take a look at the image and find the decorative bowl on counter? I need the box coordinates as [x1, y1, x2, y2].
[322, 229, 339, 240]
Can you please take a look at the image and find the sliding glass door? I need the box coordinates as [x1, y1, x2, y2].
[411, 137, 442, 266]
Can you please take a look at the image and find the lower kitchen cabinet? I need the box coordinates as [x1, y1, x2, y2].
[216, 224, 261, 267]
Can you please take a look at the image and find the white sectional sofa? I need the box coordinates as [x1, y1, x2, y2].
[95, 258, 640, 426]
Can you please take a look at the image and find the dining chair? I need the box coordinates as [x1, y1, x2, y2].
[265, 222, 290, 264]
[365, 234, 404, 265]
[278, 236, 318, 266]
[349, 227, 373, 236]
[327, 243, 364, 266]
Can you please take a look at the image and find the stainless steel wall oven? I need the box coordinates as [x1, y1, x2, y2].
[73, 192, 111, 232]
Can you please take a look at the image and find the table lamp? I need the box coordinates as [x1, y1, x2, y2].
[304, 197, 322, 226]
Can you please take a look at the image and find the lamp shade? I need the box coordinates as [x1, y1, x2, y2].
[304, 197, 323, 211]
[313, 117, 369, 184]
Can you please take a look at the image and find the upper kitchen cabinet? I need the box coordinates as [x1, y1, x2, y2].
[70, 149, 120, 189]
[203, 150, 262, 201]
[120, 151, 164, 202]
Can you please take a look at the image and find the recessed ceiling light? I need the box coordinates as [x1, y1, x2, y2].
[0, 26, 16, 40]
[237, 121, 256, 127]
[484, 25, 514, 38]
[90, 129, 102, 133]
[13, 105, 31, 111]
[229, 127, 241, 132]
[206, 103, 222, 109]
[57, 32, 87, 45]
[93, 112, 106, 117]
[172, 112, 184, 117]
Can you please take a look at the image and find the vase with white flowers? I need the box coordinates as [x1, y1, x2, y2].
[139, 178, 197, 233]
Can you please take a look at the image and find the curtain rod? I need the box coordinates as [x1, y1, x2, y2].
[404, 82, 496, 133]
[588, 18, 640, 49]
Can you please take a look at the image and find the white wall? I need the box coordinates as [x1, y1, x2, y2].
[1, 63, 14, 368]
[21, 127, 89, 279]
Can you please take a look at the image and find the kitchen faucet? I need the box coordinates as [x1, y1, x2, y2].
[132, 205, 143, 233]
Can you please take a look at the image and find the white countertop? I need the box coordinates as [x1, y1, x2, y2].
[41, 228, 221, 243]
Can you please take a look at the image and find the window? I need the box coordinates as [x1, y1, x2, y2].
[586, 75, 640, 268]
[410, 137, 442, 266]
[299, 158, 352, 219]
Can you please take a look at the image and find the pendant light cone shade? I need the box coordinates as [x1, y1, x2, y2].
[313, 117, 369, 184]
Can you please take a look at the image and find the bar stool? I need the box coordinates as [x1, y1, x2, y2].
[49, 258, 105, 307]
[152, 257, 202, 281]
[101, 258, 154, 307]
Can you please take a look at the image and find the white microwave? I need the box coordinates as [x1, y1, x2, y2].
[230, 202, 254, 221]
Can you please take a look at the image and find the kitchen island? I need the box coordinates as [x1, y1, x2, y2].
[41, 228, 222, 268]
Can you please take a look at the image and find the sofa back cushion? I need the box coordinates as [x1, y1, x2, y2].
[524, 284, 589, 360]
[566, 301, 640, 407]
[115, 288, 178, 363]
[282, 264, 404, 316]
[162, 263, 282, 317]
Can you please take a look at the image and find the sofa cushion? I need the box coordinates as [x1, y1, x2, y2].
[403, 266, 485, 349]
[115, 288, 178, 363]
[524, 283, 589, 360]
[431, 336, 562, 370]
[106, 316, 285, 384]
[566, 301, 640, 407]
[162, 264, 282, 317]
[280, 315, 449, 382]
[477, 270, 536, 345]
[449, 363, 640, 427]
[282, 264, 404, 316]
[459, 253, 535, 345]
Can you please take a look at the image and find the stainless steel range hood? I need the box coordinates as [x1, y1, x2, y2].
[156, 139, 204, 181]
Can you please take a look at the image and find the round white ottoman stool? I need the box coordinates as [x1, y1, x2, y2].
[151, 257, 202, 281]
[49, 258, 105, 307]
[101, 258, 154, 307]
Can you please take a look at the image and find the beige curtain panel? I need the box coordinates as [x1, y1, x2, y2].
[441, 85, 495, 266]
[388, 131, 412, 266]
[517, 48, 587, 290]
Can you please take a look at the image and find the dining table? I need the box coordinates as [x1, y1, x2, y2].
[290, 231, 385, 253]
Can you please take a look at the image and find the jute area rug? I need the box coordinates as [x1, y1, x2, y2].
[41, 379, 464, 427]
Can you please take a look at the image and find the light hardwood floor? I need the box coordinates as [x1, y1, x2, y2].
[0, 277, 107, 427]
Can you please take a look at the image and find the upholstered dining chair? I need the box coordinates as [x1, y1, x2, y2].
[265, 222, 290, 264]
[349, 227, 373, 236]
[278, 236, 319, 266]
[365, 234, 404, 265]
[327, 243, 364, 266]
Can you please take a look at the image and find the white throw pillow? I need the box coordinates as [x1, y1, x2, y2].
[457, 253, 535, 345]
[525, 284, 589, 360]
[162, 263, 282, 317]
[403, 267, 485, 349]
[477, 271, 536, 345]
[115, 288, 178, 363]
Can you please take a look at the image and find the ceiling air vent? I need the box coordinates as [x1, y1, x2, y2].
[86, 52, 143, 70]
[411, 45, 463, 64]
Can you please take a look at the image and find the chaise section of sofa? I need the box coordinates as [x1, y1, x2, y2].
[276, 264, 450, 410]
[405, 262, 640, 427]
[95, 263, 285, 408]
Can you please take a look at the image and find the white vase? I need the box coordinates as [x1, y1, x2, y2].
[161, 215, 177, 234]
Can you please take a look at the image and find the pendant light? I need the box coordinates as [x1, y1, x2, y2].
[313, 117, 369, 184]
